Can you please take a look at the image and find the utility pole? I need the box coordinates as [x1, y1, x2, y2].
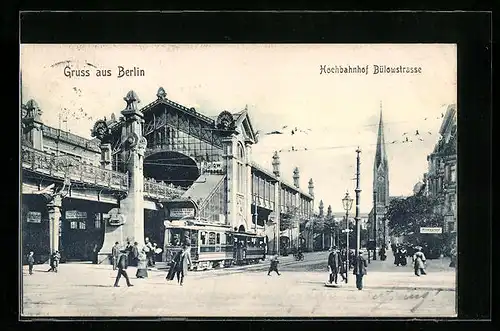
[373, 190, 377, 260]
[355, 147, 362, 257]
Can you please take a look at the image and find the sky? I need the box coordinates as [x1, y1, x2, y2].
[20, 44, 456, 214]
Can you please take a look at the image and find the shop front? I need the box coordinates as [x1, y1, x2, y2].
[21, 195, 51, 264]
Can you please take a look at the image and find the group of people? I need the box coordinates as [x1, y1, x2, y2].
[393, 244, 409, 266]
[112, 239, 192, 288]
[327, 247, 368, 290]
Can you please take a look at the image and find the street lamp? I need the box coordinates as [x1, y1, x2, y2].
[342, 191, 354, 283]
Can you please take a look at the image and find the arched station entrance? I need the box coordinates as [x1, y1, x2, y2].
[143, 151, 200, 189]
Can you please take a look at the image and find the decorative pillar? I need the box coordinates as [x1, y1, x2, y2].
[22, 99, 44, 150]
[217, 111, 239, 230]
[308, 178, 314, 251]
[272, 151, 281, 254]
[245, 143, 254, 233]
[119, 90, 146, 245]
[100, 143, 112, 170]
[47, 195, 62, 255]
[293, 167, 300, 188]
[97, 91, 146, 263]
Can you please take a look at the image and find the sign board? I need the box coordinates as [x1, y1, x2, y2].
[26, 211, 42, 223]
[65, 210, 87, 220]
[169, 208, 195, 218]
[420, 227, 443, 234]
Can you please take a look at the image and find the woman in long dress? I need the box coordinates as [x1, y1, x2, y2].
[136, 249, 148, 279]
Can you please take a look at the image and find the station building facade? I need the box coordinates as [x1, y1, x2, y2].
[21, 88, 315, 263]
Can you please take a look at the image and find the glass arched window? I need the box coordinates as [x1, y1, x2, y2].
[237, 143, 245, 160]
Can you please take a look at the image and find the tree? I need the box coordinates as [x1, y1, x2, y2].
[386, 195, 444, 247]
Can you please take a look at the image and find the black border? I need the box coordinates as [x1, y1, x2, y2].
[13, 10, 493, 330]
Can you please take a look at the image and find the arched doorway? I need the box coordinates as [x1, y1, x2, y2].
[144, 151, 200, 188]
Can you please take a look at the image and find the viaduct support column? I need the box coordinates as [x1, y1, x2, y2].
[98, 91, 146, 264]
[47, 195, 62, 255]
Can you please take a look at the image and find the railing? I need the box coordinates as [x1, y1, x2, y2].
[21, 145, 128, 191]
[143, 178, 186, 200]
[42, 125, 100, 152]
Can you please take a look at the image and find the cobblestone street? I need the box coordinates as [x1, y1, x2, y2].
[21, 252, 457, 318]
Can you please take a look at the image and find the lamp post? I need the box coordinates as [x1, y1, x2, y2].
[342, 191, 354, 284]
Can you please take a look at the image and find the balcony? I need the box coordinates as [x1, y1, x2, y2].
[21, 145, 128, 191]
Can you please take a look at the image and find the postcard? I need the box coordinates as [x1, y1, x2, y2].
[20, 43, 457, 317]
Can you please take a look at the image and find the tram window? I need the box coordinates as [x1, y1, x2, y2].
[208, 232, 216, 245]
[201, 232, 206, 245]
[191, 233, 198, 246]
[70, 221, 78, 229]
[220, 233, 226, 245]
[216, 233, 220, 245]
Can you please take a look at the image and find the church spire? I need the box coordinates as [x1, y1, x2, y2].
[374, 101, 388, 171]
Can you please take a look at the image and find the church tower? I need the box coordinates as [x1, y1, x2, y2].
[374, 101, 390, 206]
[373, 101, 390, 248]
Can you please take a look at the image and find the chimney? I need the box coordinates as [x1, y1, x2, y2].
[319, 200, 324, 217]
[293, 167, 300, 188]
[272, 151, 281, 177]
[308, 178, 314, 197]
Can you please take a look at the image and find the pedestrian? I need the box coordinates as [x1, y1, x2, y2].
[125, 240, 133, 266]
[413, 246, 427, 276]
[399, 246, 408, 266]
[327, 246, 340, 284]
[267, 254, 281, 276]
[136, 248, 149, 279]
[394, 245, 401, 266]
[114, 250, 133, 287]
[111, 242, 120, 270]
[144, 237, 154, 268]
[27, 251, 35, 275]
[174, 244, 192, 286]
[131, 242, 139, 267]
[379, 245, 387, 261]
[353, 250, 368, 290]
[92, 243, 99, 264]
[47, 251, 61, 272]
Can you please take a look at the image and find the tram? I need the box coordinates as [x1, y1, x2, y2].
[164, 219, 266, 271]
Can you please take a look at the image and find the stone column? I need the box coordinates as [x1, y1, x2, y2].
[273, 180, 281, 255]
[245, 143, 253, 233]
[98, 91, 145, 263]
[222, 137, 237, 229]
[100, 143, 112, 170]
[119, 91, 146, 245]
[47, 195, 62, 255]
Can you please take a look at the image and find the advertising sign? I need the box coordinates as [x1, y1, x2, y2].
[420, 227, 443, 234]
[65, 210, 87, 220]
[27, 211, 42, 223]
[169, 208, 195, 218]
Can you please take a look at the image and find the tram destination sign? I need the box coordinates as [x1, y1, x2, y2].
[420, 227, 443, 234]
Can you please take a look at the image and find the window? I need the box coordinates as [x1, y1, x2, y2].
[450, 165, 456, 183]
[200, 232, 206, 245]
[70, 221, 78, 229]
[208, 232, 216, 245]
[448, 222, 455, 232]
[94, 220, 101, 229]
[79, 221, 86, 230]
[216, 233, 221, 244]
[220, 233, 227, 245]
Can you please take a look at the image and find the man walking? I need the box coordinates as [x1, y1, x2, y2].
[114, 250, 133, 287]
[328, 246, 340, 284]
[174, 244, 192, 286]
[267, 255, 281, 276]
[111, 242, 120, 270]
[353, 251, 368, 290]
[27, 251, 35, 275]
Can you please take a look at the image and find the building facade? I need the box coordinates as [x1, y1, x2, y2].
[425, 104, 457, 234]
[21, 87, 315, 263]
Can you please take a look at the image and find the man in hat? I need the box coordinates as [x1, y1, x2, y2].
[114, 250, 133, 287]
[267, 254, 281, 276]
[328, 246, 340, 284]
[111, 242, 120, 270]
[353, 250, 368, 290]
[174, 244, 192, 286]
